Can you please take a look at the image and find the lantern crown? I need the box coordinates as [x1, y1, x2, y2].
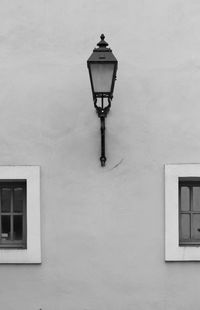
[96, 34, 109, 49]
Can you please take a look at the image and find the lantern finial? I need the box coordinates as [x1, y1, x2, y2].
[97, 34, 108, 48]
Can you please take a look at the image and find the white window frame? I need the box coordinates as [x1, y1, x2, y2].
[0, 166, 41, 264]
[165, 164, 200, 261]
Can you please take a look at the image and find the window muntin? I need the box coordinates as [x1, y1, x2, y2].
[0, 181, 26, 249]
[179, 179, 200, 246]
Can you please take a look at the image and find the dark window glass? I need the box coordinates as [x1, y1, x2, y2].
[180, 187, 190, 211]
[193, 187, 200, 211]
[180, 214, 190, 240]
[13, 188, 23, 213]
[1, 216, 10, 240]
[1, 188, 11, 213]
[14, 215, 23, 240]
[192, 214, 200, 240]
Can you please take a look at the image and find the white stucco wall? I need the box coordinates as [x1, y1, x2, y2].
[1, 0, 200, 309]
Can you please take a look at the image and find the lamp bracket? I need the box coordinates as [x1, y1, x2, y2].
[94, 97, 111, 118]
[93, 97, 112, 167]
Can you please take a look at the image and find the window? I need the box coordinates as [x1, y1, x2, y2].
[179, 179, 200, 246]
[0, 166, 41, 264]
[165, 164, 200, 261]
[0, 181, 26, 249]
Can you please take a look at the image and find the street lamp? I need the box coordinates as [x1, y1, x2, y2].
[87, 34, 118, 167]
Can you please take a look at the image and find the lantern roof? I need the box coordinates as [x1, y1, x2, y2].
[87, 34, 118, 64]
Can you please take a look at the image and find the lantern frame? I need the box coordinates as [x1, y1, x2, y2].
[87, 34, 118, 100]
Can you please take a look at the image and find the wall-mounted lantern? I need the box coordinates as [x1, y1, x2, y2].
[87, 34, 118, 167]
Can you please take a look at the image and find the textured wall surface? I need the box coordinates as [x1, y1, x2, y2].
[1, 0, 200, 309]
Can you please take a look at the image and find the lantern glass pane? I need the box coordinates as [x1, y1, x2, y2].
[90, 63, 114, 93]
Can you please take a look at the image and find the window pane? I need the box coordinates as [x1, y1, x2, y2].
[1, 188, 11, 213]
[180, 187, 190, 211]
[90, 63, 114, 93]
[192, 214, 200, 240]
[14, 215, 23, 240]
[1, 215, 10, 240]
[193, 187, 200, 211]
[180, 214, 190, 240]
[13, 188, 23, 213]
